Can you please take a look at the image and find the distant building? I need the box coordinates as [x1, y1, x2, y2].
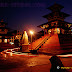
[9, 30, 22, 42]
[0, 19, 12, 43]
[0, 19, 22, 44]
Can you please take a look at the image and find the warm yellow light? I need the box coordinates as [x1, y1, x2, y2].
[10, 52, 12, 56]
[30, 31, 33, 34]
[49, 30, 51, 32]
[16, 36, 17, 37]
[5, 54, 6, 58]
[4, 39, 7, 43]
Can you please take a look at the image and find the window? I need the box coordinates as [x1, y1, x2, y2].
[4, 39, 7, 43]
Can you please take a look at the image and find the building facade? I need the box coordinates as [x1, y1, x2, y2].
[0, 19, 22, 44]
[9, 30, 22, 43]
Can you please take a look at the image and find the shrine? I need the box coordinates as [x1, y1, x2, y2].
[28, 3, 72, 54]
[37, 3, 72, 34]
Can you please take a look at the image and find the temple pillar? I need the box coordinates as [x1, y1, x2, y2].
[44, 29, 45, 35]
[46, 29, 48, 34]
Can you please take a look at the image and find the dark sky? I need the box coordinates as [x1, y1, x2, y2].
[0, 0, 72, 34]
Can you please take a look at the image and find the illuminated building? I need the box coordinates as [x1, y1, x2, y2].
[9, 30, 22, 42]
[37, 3, 72, 34]
[29, 3, 72, 54]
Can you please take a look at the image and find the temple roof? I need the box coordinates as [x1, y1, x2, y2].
[45, 26, 70, 30]
[43, 12, 70, 18]
[37, 20, 71, 27]
[37, 22, 48, 27]
[37, 3, 72, 32]
[47, 3, 64, 10]
[0, 19, 7, 25]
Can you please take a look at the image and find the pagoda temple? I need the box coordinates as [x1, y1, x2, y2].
[0, 19, 12, 43]
[28, 3, 72, 54]
[37, 3, 72, 34]
[0, 19, 15, 51]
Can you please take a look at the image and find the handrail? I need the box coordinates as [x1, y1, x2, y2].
[34, 34, 51, 50]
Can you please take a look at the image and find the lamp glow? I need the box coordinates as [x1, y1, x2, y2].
[4, 39, 7, 43]
[30, 31, 34, 50]
[16, 36, 17, 37]
[30, 31, 33, 34]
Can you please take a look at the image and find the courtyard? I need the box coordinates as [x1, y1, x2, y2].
[0, 51, 72, 72]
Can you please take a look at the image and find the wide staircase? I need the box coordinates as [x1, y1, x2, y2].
[28, 34, 51, 50]
[38, 34, 72, 55]
[38, 34, 61, 54]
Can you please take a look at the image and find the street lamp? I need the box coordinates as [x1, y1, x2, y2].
[30, 31, 33, 50]
[30, 31, 33, 43]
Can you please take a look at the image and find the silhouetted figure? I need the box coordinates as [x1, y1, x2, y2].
[14, 39, 19, 47]
[49, 56, 68, 72]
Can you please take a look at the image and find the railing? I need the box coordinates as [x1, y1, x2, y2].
[34, 34, 51, 50]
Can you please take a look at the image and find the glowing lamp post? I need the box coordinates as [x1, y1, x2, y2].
[30, 31, 33, 43]
[30, 31, 33, 50]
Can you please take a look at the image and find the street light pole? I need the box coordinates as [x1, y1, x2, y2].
[30, 31, 33, 50]
[31, 34, 32, 50]
[31, 34, 32, 43]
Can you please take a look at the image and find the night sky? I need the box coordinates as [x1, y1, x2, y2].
[0, 0, 72, 34]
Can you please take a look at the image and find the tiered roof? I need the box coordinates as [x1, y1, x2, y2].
[37, 3, 71, 30]
[38, 20, 70, 27]
[43, 12, 70, 19]
[0, 19, 7, 25]
[0, 19, 12, 38]
[47, 3, 64, 10]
